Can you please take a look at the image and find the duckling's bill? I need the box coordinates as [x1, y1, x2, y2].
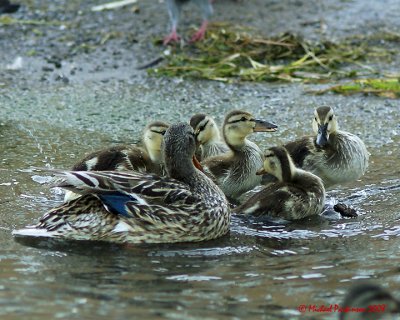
[256, 167, 267, 175]
[254, 119, 278, 132]
[316, 123, 329, 147]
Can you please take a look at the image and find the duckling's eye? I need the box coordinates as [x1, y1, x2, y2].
[328, 115, 333, 121]
[314, 117, 317, 121]
[240, 117, 247, 121]
[198, 120, 209, 132]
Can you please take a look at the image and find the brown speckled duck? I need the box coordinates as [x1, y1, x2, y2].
[235, 146, 325, 220]
[284, 106, 369, 188]
[190, 113, 229, 161]
[13, 123, 231, 244]
[202, 110, 277, 202]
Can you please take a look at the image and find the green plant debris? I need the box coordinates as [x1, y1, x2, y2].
[0, 15, 62, 26]
[149, 23, 396, 84]
[310, 78, 400, 98]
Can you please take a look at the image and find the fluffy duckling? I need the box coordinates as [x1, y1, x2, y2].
[235, 146, 325, 220]
[13, 123, 231, 244]
[284, 106, 369, 188]
[65, 121, 169, 202]
[72, 121, 169, 175]
[190, 113, 229, 161]
[340, 283, 400, 320]
[202, 110, 277, 201]
[164, 0, 213, 45]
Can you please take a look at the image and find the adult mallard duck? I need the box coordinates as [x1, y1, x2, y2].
[13, 123, 231, 244]
[235, 146, 325, 220]
[72, 121, 169, 175]
[202, 110, 277, 202]
[190, 113, 229, 161]
[284, 106, 369, 188]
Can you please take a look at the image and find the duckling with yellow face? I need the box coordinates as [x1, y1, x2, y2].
[72, 121, 169, 175]
[284, 106, 369, 188]
[235, 146, 325, 220]
[202, 110, 277, 201]
[65, 121, 169, 202]
[190, 113, 229, 161]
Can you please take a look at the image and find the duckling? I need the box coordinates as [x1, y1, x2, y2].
[340, 283, 400, 320]
[190, 113, 229, 161]
[284, 106, 369, 188]
[72, 121, 169, 175]
[64, 121, 169, 202]
[235, 146, 325, 220]
[202, 110, 277, 201]
[13, 123, 231, 244]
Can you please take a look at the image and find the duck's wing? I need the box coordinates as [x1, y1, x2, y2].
[283, 136, 316, 168]
[201, 153, 234, 180]
[235, 183, 309, 219]
[53, 170, 195, 206]
[71, 146, 149, 172]
[14, 171, 201, 241]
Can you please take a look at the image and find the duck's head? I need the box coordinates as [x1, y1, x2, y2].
[143, 121, 169, 160]
[256, 146, 295, 182]
[312, 106, 338, 147]
[223, 110, 277, 148]
[163, 122, 202, 178]
[190, 113, 221, 145]
[340, 283, 400, 320]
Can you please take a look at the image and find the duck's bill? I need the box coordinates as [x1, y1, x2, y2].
[192, 155, 204, 172]
[254, 119, 278, 132]
[316, 124, 329, 147]
[256, 168, 267, 175]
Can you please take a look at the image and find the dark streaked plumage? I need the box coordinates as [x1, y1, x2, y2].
[340, 283, 400, 320]
[190, 113, 229, 161]
[284, 106, 369, 188]
[13, 123, 231, 244]
[164, 0, 213, 45]
[235, 146, 325, 220]
[0, 0, 20, 14]
[202, 110, 277, 201]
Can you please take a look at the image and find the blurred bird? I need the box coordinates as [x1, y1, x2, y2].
[164, 0, 213, 45]
[0, 0, 20, 14]
[340, 283, 400, 320]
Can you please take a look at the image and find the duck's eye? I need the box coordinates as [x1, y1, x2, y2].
[240, 117, 247, 121]
[328, 115, 333, 121]
[198, 120, 209, 132]
[161, 130, 166, 136]
[314, 117, 317, 121]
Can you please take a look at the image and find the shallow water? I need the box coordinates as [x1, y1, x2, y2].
[1, 87, 399, 319]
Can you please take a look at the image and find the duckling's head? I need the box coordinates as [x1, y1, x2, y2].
[163, 122, 200, 178]
[223, 110, 277, 148]
[190, 114, 221, 145]
[340, 283, 400, 320]
[257, 146, 296, 182]
[143, 121, 169, 160]
[312, 106, 338, 147]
